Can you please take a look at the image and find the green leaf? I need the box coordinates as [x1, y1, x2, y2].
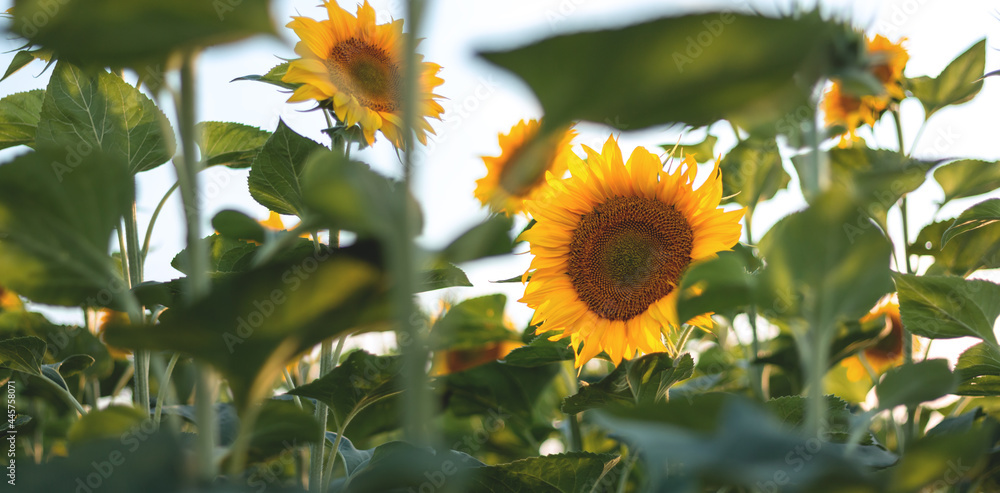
[325, 433, 375, 477]
[942, 198, 1000, 245]
[502, 333, 574, 367]
[0, 312, 114, 378]
[238, 399, 321, 464]
[910, 220, 1000, 277]
[893, 273, 1000, 345]
[248, 120, 325, 217]
[418, 262, 473, 292]
[233, 62, 300, 91]
[466, 453, 621, 493]
[35, 61, 175, 174]
[908, 39, 986, 118]
[662, 134, 717, 162]
[0, 335, 45, 376]
[757, 190, 893, 328]
[0, 150, 133, 306]
[196, 121, 271, 169]
[933, 159, 1000, 205]
[440, 215, 514, 264]
[876, 359, 957, 409]
[105, 255, 391, 411]
[431, 295, 514, 350]
[0, 89, 44, 150]
[287, 350, 402, 431]
[677, 248, 758, 323]
[1, 49, 40, 82]
[888, 424, 994, 492]
[52, 354, 95, 378]
[480, 11, 846, 131]
[66, 405, 146, 444]
[562, 353, 694, 413]
[719, 137, 789, 207]
[13, 0, 274, 67]
[211, 209, 267, 244]
[955, 343, 1000, 396]
[764, 395, 859, 443]
[337, 441, 484, 493]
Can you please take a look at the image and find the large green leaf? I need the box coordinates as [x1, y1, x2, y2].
[893, 273, 1000, 346]
[955, 342, 1000, 396]
[66, 405, 147, 443]
[719, 137, 789, 208]
[249, 120, 325, 216]
[465, 453, 621, 493]
[888, 424, 994, 492]
[876, 359, 957, 409]
[35, 62, 175, 174]
[933, 159, 1000, 205]
[0, 335, 45, 376]
[910, 220, 1000, 277]
[440, 215, 514, 264]
[13, 0, 274, 67]
[677, 247, 758, 323]
[0, 150, 133, 306]
[238, 399, 322, 464]
[287, 350, 402, 431]
[480, 11, 847, 132]
[764, 395, 861, 443]
[942, 199, 1000, 245]
[502, 332, 574, 368]
[0, 311, 114, 378]
[431, 295, 515, 351]
[757, 191, 893, 329]
[197, 121, 271, 169]
[562, 353, 694, 414]
[908, 39, 986, 118]
[105, 254, 391, 411]
[0, 89, 44, 150]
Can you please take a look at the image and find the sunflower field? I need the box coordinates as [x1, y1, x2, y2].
[1, 0, 998, 492]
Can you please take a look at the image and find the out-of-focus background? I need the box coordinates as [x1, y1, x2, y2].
[0, 0, 997, 358]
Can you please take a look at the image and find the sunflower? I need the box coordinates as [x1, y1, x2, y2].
[92, 308, 132, 360]
[840, 294, 917, 382]
[823, 34, 909, 146]
[281, 1, 444, 148]
[474, 120, 577, 215]
[519, 137, 745, 368]
[0, 284, 21, 311]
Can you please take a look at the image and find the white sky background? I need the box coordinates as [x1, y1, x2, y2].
[0, 0, 998, 359]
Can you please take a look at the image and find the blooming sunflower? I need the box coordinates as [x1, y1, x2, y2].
[841, 294, 917, 382]
[474, 120, 577, 215]
[281, 1, 444, 148]
[823, 34, 909, 146]
[520, 137, 745, 368]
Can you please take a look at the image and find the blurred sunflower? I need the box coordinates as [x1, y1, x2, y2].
[0, 284, 22, 311]
[281, 0, 444, 148]
[519, 137, 745, 368]
[474, 120, 577, 215]
[92, 308, 132, 361]
[823, 34, 909, 146]
[429, 302, 523, 375]
[841, 294, 917, 382]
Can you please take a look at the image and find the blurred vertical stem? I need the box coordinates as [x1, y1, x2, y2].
[892, 109, 916, 449]
[798, 326, 832, 435]
[172, 49, 216, 481]
[123, 200, 150, 416]
[398, 0, 433, 447]
[561, 362, 583, 451]
[744, 206, 765, 401]
[309, 334, 345, 491]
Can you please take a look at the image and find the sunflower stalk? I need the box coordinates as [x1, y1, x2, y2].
[892, 108, 917, 450]
[122, 199, 150, 416]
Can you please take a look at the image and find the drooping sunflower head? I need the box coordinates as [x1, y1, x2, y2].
[281, 1, 444, 149]
[823, 34, 908, 146]
[519, 137, 745, 367]
[474, 120, 577, 215]
[841, 294, 916, 382]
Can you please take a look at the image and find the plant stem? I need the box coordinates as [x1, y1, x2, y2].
[173, 49, 216, 482]
[141, 181, 179, 262]
[123, 198, 150, 416]
[892, 109, 917, 448]
[615, 448, 639, 493]
[153, 353, 180, 426]
[309, 340, 335, 491]
[40, 373, 86, 416]
[796, 324, 831, 436]
[675, 324, 697, 355]
[560, 362, 583, 451]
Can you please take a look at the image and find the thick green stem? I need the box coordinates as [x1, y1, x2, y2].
[153, 353, 180, 427]
[123, 199, 150, 416]
[796, 325, 831, 436]
[561, 362, 583, 451]
[40, 373, 86, 416]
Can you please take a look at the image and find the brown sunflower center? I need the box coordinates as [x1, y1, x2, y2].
[326, 37, 400, 112]
[568, 196, 693, 321]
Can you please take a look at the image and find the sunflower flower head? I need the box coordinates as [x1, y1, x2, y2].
[474, 120, 577, 216]
[281, 1, 444, 149]
[841, 294, 917, 382]
[0, 284, 21, 311]
[93, 308, 132, 360]
[823, 34, 909, 147]
[519, 137, 745, 368]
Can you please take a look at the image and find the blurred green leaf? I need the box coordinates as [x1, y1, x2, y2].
[0, 89, 44, 150]
[502, 333, 574, 368]
[764, 395, 859, 443]
[418, 262, 473, 292]
[51, 354, 95, 378]
[106, 255, 391, 411]
[908, 39, 986, 118]
[325, 433, 374, 477]
[441, 215, 514, 264]
[481, 11, 845, 131]
[933, 159, 1000, 205]
[466, 452, 621, 493]
[877, 359, 957, 409]
[431, 295, 514, 350]
[894, 273, 1000, 345]
[13, 0, 274, 67]
[66, 405, 146, 444]
[888, 423, 994, 492]
[720, 137, 789, 208]
[197, 121, 271, 169]
[337, 441, 482, 493]
[0, 311, 114, 378]
[757, 191, 893, 328]
[910, 220, 1000, 277]
[662, 133, 717, 162]
[0, 335, 45, 376]
[239, 399, 321, 464]
[36, 61, 175, 174]
[233, 62, 300, 91]
[212, 209, 267, 244]
[288, 350, 402, 431]
[942, 198, 1000, 245]
[677, 248, 758, 323]
[249, 120, 325, 217]
[955, 342, 1000, 396]
[562, 353, 694, 413]
[0, 150, 133, 306]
